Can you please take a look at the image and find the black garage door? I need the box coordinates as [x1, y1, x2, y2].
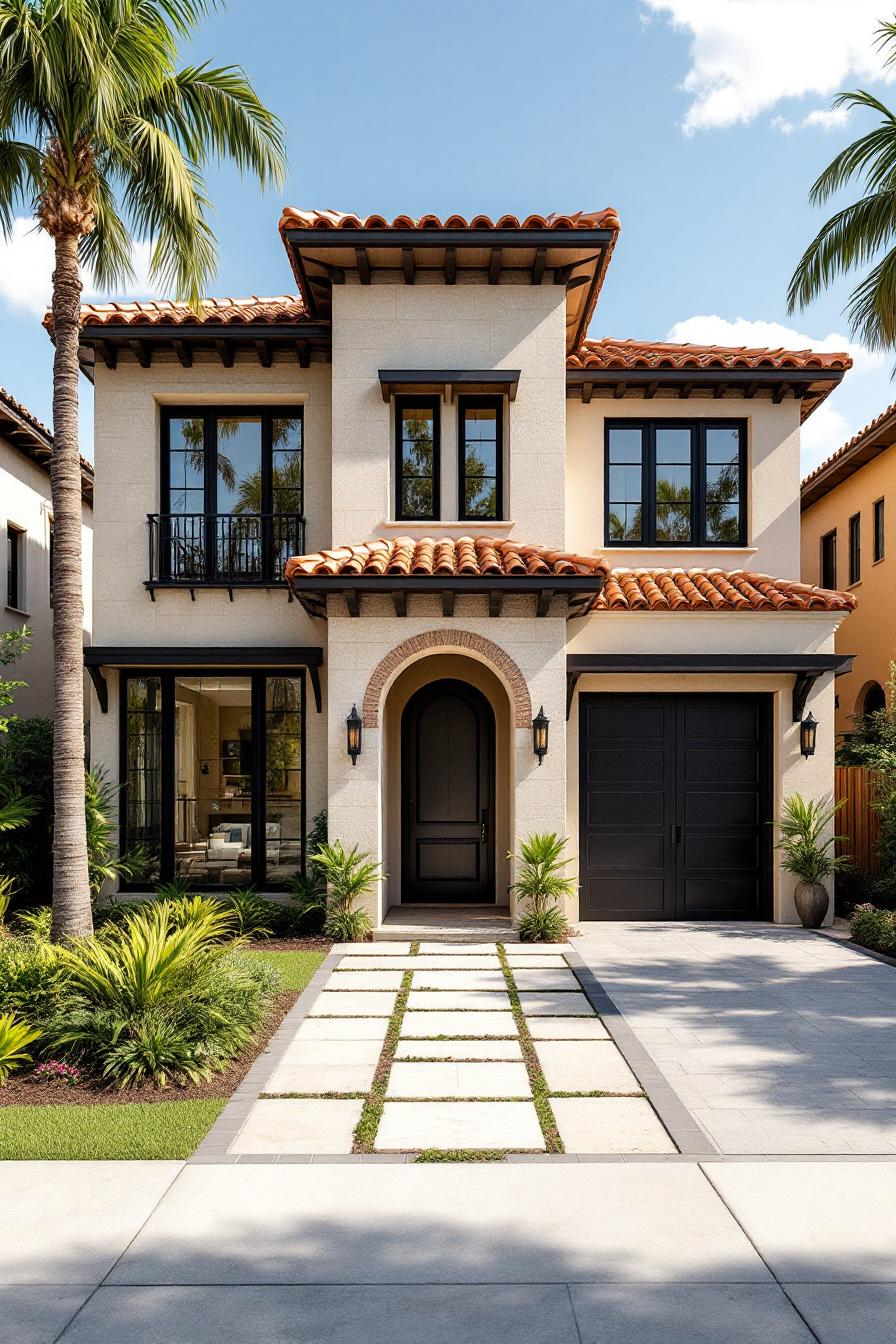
[579, 693, 771, 920]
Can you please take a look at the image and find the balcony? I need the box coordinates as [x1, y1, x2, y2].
[146, 513, 305, 596]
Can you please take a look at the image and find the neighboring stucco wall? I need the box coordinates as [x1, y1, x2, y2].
[800, 449, 892, 734]
[565, 610, 845, 925]
[566, 394, 803, 574]
[1, 437, 93, 721]
[330, 279, 568, 547]
[324, 598, 568, 924]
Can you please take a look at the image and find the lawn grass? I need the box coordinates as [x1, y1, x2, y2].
[246, 948, 326, 991]
[0, 1099, 225, 1160]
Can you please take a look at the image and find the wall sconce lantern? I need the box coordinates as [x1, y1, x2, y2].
[532, 705, 550, 766]
[346, 705, 362, 766]
[800, 712, 818, 759]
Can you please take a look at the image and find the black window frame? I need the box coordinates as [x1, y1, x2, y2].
[119, 667, 307, 892]
[458, 394, 503, 522]
[604, 419, 748, 548]
[874, 497, 885, 564]
[160, 404, 304, 519]
[6, 524, 23, 611]
[849, 512, 861, 585]
[394, 395, 440, 522]
[820, 529, 837, 589]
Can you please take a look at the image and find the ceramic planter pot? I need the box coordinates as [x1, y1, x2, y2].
[794, 879, 829, 929]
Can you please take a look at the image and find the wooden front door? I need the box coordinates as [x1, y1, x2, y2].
[401, 679, 495, 903]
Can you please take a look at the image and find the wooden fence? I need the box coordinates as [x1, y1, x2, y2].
[835, 766, 881, 874]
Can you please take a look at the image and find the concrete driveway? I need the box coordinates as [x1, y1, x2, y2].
[573, 922, 896, 1155]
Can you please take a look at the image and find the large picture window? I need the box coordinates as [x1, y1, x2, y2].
[121, 669, 305, 889]
[395, 396, 439, 521]
[458, 396, 502, 520]
[159, 406, 303, 583]
[605, 420, 747, 547]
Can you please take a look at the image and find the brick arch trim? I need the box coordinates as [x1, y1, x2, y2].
[362, 628, 533, 728]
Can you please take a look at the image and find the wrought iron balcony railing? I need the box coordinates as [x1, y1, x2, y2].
[147, 513, 305, 591]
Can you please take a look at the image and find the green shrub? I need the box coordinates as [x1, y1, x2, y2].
[0, 717, 52, 905]
[14, 906, 53, 942]
[312, 840, 377, 942]
[288, 810, 328, 934]
[45, 904, 278, 1088]
[0, 874, 14, 925]
[163, 894, 235, 935]
[775, 793, 847, 884]
[849, 903, 896, 956]
[509, 832, 575, 943]
[223, 888, 276, 940]
[0, 934, 68, 1021]
[0, 1011, 41, 1083]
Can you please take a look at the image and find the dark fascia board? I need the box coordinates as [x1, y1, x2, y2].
[79, 322, 331, 346]
[285, 227, 616, 251]
[566, 653, 853, 675]
[801, 430, 896, 510]
[289, 575, 603, 596]
[84, 646, 323, 667]
[379, 368, 521, 402]
[566, 367, 845, 392]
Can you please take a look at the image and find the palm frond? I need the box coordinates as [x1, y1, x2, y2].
[787, 191, 896, 318]
[845, 246, 896, 349]
[79, 165, 134, 288]
[0, 139, 40, 234]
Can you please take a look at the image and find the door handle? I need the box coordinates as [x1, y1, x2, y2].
[481, 810, 488, 844]
[671, 825, 682, 847]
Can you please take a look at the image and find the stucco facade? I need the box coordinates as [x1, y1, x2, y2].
[81, 206, 854, 926]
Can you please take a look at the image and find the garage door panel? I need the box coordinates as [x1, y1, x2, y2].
[683, 746, 759, 785]
[684, 833, 759, 870]
[585, 700, 665, 740]
[582, 878, 669, 920]
[684, 790, 759, 827]
[683, 879, 764, 918]
[586, 790, 666, 828]
[587, 747, 666, 785]
[588, 831, 666, 869]
[682, 699, 759, 739]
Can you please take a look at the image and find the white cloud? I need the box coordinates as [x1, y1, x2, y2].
[665, 314, 885, 375]
[643, 0, 893, 134]
[800, 402, 852, 475]
[0, 217, 164, 317]
[771, 115, 794, 135]
[802, 105, 851, 131]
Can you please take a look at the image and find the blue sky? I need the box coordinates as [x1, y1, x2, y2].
[3, 0, 896, 472]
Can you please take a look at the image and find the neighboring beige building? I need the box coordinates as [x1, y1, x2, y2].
[801, 404, 894, 737]
[80, 207, 856, 926]
[1, 388, 94, 720]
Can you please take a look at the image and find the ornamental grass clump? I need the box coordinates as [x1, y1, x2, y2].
[44, 903, 278, 1088]
[510, 832, 576, 942]
[0, 1011, 41, 1084]
[312, 841, 379, 942]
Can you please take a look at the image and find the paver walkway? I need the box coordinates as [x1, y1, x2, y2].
[226, 940, 674, 1157]
[574, 921, 896, 1155]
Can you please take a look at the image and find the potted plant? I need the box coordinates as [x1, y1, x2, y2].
[508, 832, 577, 942]
[312, 840, 382, 942]
[775, 793, 847, 928]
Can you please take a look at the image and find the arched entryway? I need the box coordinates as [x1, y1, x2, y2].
[859, 681, 887, 716]
[401, 679, 496, 903]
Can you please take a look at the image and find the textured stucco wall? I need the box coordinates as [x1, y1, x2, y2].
[566, 394, 803, 575]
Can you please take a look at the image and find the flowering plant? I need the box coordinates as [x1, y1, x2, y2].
[32, 1060, 82, 1087]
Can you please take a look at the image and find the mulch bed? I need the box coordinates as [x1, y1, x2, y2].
[245, 935, 333, 953]
[0, 990, 299, 1108]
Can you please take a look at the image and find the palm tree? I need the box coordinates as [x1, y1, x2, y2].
[788, 20, 896, 349]
[0, 0, 285, 939]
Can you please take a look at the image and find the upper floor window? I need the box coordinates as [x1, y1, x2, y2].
[6, 525, 23, 610]
[820, 529, 837, 589]
[605, 420, 746, 547]
[849, 512, 861, 585]
[395, 397, 440, 521]
[874, 497, 885, 563]
[459, 396, 502, 521]
[155, 407, 303, 585]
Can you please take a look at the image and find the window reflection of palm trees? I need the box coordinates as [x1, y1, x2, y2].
[609, 462, 739, 544]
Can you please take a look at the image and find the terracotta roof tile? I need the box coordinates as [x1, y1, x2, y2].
[567, 338, 852, 373]
[284, 537, 610, 582]
[801, 398, 896, 496]
[75, 295, 307, 328]
[593, 568, 855, 613]
[0, 387, 53, 443]
[278, 208, 621, 234]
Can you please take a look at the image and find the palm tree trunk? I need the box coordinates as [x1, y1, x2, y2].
[49, 231, 92, 941]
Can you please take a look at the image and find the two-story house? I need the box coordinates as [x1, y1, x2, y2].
[1, 387, 93, 721]
[801, 403, 894, 735]
[79, 208, 856, 927]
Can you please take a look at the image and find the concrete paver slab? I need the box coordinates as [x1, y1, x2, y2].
[552, 1098, 676, 1154]
[346, 956, 500, 970]
[228, 1099, 363, 1155]
[505, 955, 569, 969]
[0, 1288, 93, 1344]
[400, 1011, 517, 1037]
[0, 1161, 183, 1285]
[703, 1162, 896, 1281]
[518, 992, 595, 1017]
[376, 1101, 544, 1151]
[394, 1039, 524, 1060]
[60, 1284, 582, 1344]
[327, 970, 405, 990]
[503, 943, 571, 954]
[568, 1284, 814, 1343]
[785, 1284, 896, 1344]
[108, 1164, 769, 1284]
[417, 943, 499, 954]
[410, 969, 509, 990]
[386, 1062, 531, 1099]
[406, 990, 511, 1012]
[308, 990, 397, 1017]
[265, 1039, 382, 1095]
[291, 1017, 390, 1042]
[335, 943, 411, 956]
[512, 969, 581, 991]
[527, 1018, 610, 1040]
[535, 1040, 641, 1094]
